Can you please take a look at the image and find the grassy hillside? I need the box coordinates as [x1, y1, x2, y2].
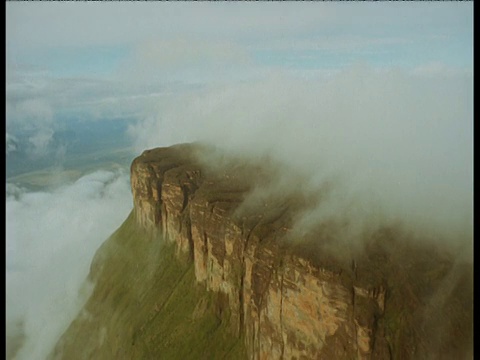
[51, 211, 246, 359]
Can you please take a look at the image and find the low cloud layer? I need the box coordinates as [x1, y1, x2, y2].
[6, 170, 133, 360]
[130, 64, 473, 256]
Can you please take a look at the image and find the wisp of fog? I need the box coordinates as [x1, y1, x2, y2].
[6, 170, 132, 360]
[130, 64, 473, 257]
[6, 63, 471, 360]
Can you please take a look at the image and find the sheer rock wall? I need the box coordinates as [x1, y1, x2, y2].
[131, 144, 391, 359]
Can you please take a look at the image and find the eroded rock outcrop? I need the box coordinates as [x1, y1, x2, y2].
[129, 143, 473, 359]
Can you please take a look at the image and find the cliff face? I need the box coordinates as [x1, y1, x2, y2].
[129, 143, 472, 359]
[52, 143, 472, 360]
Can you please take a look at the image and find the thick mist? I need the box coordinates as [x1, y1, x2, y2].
[6, 170, 132, 360]
[130, 65, 473, 258]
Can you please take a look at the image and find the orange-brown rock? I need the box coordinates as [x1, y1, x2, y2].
[130, 143, 473, 360]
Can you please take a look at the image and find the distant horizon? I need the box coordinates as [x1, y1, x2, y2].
[7, 2, 472, 134]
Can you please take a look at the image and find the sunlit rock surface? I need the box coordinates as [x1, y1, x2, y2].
[52, 143, 473, 360]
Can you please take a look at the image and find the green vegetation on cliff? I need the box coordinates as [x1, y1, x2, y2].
[51, 211, 246, 359]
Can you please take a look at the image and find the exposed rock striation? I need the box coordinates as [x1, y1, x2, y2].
[49, 143, 473, 359]
[128, 143, 473, 359]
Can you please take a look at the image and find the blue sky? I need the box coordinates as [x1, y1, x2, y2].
[7, 45, 131, 78]
[6, 2, 473, 135]
[6, 2, 473, 79]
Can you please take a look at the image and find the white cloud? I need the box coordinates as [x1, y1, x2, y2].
[411, 62, 473, 78]
[135, 38, 250, 69]
[27, 128, 54, 157]
[5, 2, 472, 50]
[5, 97, 59, 158]
[9, 98, 53, 126]
[5, 65, 186, 130]
[5, 2, 329, 48]
[117, 37, 253, 84]
[6, 2, 472, 142]
[264, 35, 412, 53]
[130, 64, 473, 250]
[6, 133, 18, 154]
[6, 170, 133, 360]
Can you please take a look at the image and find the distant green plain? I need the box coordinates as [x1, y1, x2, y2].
[7, 146, 135, 191]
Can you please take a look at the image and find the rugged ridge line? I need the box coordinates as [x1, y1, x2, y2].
[130, 144, 399, 359]
[131, 143, 473, 359]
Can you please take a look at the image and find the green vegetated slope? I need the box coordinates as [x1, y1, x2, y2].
[51, 211, 246, 360]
